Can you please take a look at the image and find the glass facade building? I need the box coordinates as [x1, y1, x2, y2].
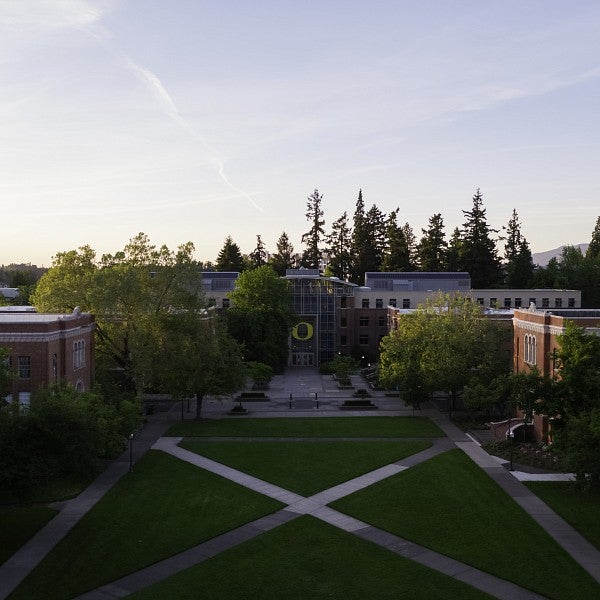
[285, 269, 356, 366]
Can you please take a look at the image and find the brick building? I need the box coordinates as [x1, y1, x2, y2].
[0, 309, 95, 405]
[513, 306, 600, 440]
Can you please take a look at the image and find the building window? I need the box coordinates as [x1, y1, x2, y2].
[389, 298, 397, 307]
[514, 298, 522, 308]
[359, 317, 369, 327]
[524, 334, 537, 365]
[529, 298, 536, 307]
[568, 297, 576, 308]
[361, 299, 370, 309]
[542, 298, 549, 308]
[490, 298, 497, 307]
[504, 298, 511, 308]
[378, 316, 386, 327]
[359, 334, 369, 345]
[340, 317, 347, 327]
[555, 298, 563, 308]
[18, 392, 31, 406]
[476, 298, 484, 305]
[340, 296, 347, 308]
[18, 356, 31, 379]
[402, 299, 410, 309]
[340, 335, 347, 346]
[375, 298, 383, 308]
[73, 340, 85, 370]
[222, 298, 230, 308]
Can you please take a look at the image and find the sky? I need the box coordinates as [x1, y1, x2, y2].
[1, 0, 599, 267]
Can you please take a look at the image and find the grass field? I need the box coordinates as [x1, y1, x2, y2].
[10, 451, 283, 600]
[526, 481, 600, 551]
[129, 516, 494, 600]
[331, 449, 600, 599]
[180, 439, 432, 495]
[0, 505, 58, 566]
[168, 416, 444, 438]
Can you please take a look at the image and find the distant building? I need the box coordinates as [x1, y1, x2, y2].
[0, 309, 95, 405]
[201, 269, 581, 368]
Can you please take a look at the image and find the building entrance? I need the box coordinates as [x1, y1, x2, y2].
[291, 352, 314, 367]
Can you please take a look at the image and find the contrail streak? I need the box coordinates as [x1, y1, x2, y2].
[88, 26, 263, 212]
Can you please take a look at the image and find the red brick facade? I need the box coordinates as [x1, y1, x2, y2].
[0, 311, 95, 404]
[513, 307, 600, 441]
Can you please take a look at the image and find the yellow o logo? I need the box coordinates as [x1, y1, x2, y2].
[292, 322, 314, 340]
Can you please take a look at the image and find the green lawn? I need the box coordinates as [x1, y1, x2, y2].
[129, 516, 494, 600]
[180, 440, 432, 496]
[10, 450, 283, 600]
[0, 505, 58, 566]
[331, 449, 600, 600]
[526, 481, 600, 551]
[168, 416, 444, 438]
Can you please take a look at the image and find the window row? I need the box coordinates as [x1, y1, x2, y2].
[477, 297, 576, 309]
[341, 316, 387, 327]
[362, 298, 411, 309]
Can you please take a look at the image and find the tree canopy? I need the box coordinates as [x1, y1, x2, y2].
[379, 293, 511, 409]
[227, 265, 295, 370]
[32, 234, 241, 402]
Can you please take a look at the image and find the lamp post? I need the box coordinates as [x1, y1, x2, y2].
[128, 433, 134, 473]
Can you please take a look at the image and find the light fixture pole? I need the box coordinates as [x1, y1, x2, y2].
[129, 433, 134, 473]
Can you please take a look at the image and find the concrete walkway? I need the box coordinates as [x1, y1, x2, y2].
[0, 418, 175, 600]
[78, 436, 546, 600]
[2, 368, 599, 599]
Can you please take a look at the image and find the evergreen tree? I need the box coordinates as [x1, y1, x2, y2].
[365, 203, 387, 268]
[382, 211, 416, 271]
[459, 188, 502, 288]
[249, 234, 268, 269]
[418, 213, 447, 271]
[215, 236, 244, 272]
[587, 216, 600, 260]
[326, 211, 352, 280]
[269, 231, 296, 276]
[502, 209, 534, 287]
[301, 189, 325, 269]
[401, 222, 418, 270]
[349, 189, 368, 283]
[446, 227, 462, 272]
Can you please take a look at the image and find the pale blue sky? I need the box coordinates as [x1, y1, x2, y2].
[1, 1, 599, 266]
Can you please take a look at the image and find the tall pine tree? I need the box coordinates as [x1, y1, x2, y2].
[446, 227, 462, 272]
[249, 234, 268, 269]
[326, 211, 352, 280]
[502, 209, 534, 287]
[215, 236, 244, 272]
[269, 231, 296, 276]
[349, 189, 369, 283]
[382, 210, 416, 271]
[587, 216, 600, 260]
[459, 188, 501, 288]
[418, 213, 447, 271]
[301, 189, 325, 269]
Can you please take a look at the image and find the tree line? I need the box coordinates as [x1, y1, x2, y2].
[212, 188, 600, 305]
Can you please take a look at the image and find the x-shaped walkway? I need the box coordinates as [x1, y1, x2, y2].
[76, 436, 551, 600]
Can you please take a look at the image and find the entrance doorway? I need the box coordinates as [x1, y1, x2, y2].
[291, 352, 314, 366]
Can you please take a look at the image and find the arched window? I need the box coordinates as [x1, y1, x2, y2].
[73, 340, 86, 370]
[524, 334, 537, 365]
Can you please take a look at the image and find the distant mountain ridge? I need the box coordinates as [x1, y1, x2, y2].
[532, 244, 589, 267]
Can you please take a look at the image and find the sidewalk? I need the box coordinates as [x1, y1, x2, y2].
[0, 417, 177, 600]
[2, 368, 599, 599]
